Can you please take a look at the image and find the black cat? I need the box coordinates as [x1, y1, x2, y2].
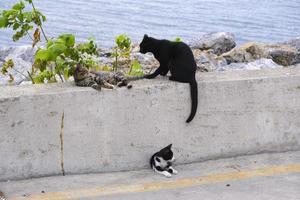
[150, 144, 177, 178]
[140, 34, 198, 123]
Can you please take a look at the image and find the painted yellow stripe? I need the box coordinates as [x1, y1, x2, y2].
[10, 163, 300, 200]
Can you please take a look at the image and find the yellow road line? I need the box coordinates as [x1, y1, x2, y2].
[10, 163, 300, 200]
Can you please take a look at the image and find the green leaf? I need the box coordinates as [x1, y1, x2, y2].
[3, 9, 18, 18]
[32, 59, 47, 72]
[58, 34, 75, 47]
[115, 34, 131, 50]
[41, 13, 46, 21]
[46, 39, 54, 48]
[54, 56, 65, 73]
[12, 2, 25, 11]
[174, 37, 182, 42]
[0, 16, 8, 28]
[24, 0, 33, 3]
[17, 13, 24, 22]
[33, 70, 55, 83]
[76, 38, 98, 55]
[12, 22, 20, 30]
[36, 41, 67, 61]
[128, 60, 143, 77]
[23, 11, 33, 22]
[63, 68, 70, 80]
[31, 10, 46, 25]
[47, 43, 67, 59]
[35, 49, 51, 61]
[1, 59, 14, 75]
[12, 30, 26, 41]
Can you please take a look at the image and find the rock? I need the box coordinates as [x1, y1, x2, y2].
[279, 37, 300, 51]
[221, 42, 265, 64]
[131, 52, 158, 72]
[221, 42, 300, 66]
[189, 32, 236, 55]
[192, 49, 227, 72]
[131, 43, 159, 72]
[131, 43, 140, 53]
[0, 46, 37, 85]
[269, 47, 300, 66]
[217, 58, 282, 71]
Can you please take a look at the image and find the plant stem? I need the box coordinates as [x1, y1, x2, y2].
[30, 1, 48, 42]
[27, 70, 35, 84]
[128, 59, 134, 74]
[115, 48, 118, 72]
[58, 73, 64, 82]
[55, 61, 65, 82]
[39, 24, 48, 42]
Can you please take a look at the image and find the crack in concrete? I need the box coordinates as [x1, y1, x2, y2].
[59, 111, 65, 176]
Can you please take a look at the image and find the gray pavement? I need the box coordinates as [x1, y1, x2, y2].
[102, 173, 300, 200]
[1, 150, 299, 200]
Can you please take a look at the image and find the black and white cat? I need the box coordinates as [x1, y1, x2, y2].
[0, 191, 6, 200]
[139, 34, 198, 123]
[150, 144, 178, 178]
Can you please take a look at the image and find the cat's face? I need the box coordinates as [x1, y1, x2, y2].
[74, 64, 89, 80]
[139, 34, 153, 54]
[158, 144, 174, 161]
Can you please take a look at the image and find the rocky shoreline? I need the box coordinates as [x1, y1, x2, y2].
[1, 32, 300, 85]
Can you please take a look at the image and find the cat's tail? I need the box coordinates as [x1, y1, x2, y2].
[186, 79, 198, 123]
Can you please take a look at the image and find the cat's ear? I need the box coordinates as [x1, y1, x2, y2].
[166, 144, 172, 149]
[144, 34, 148, 39]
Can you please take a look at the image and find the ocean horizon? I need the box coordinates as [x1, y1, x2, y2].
[0, 0, 300, 48]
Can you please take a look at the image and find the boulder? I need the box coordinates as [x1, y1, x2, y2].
[279, 37, 300, 51]
[0, 46, 37, 85]
[189, 32, 236, 55]
[131, 52, 158, 73]
[268, 47, 300, 66]
[221, 42, 300, 66]
[192, 49, 227, 72]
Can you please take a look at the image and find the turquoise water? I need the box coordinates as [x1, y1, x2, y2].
[0, 0, 299, 48]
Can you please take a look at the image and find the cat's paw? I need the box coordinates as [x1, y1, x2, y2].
[117, 81, 127, 87]
[144, 74, 156, 79]
[92, 84, 101, 91]
[169, 76, 175, 81]
[143, 74, 151, 79]
[162, 171, 172, 178]
[168, 167, 178, 175]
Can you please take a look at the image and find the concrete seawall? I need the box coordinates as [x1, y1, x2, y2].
[1, 68, 300, 181]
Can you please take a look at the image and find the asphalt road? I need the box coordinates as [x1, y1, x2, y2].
[1, 151, 299, 200]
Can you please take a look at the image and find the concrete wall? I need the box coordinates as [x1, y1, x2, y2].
[1, 68, 300, 181]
